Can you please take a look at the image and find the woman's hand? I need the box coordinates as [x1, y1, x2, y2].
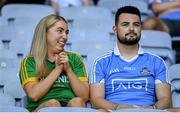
[59, 52, 71, 72]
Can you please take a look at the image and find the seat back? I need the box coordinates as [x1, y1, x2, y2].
[60, 6, 112, 20]
[98, 0, 151, 20]
[38, 107, 100, 112]
[172, 90, 180, 107]
[73, 18, 114, 34]
[115, 108, 170, 112]
[3, 68, 26, 107]
[0, 106, 29, 112]
[1, 3, 54, 30]
[0, 93, 15, 106]
[1, 4, 55, 21]
[140, 30, 175, 67]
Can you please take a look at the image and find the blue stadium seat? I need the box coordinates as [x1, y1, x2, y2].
[168, 64, 180, 107]
[172, 89, 180, 107]
[60, 6, 112, 21]
[68, 28, 112, 43]
[114, 108, 170, 112]
[168, 64, 180, 88]
[168, 63, 180, 108]
[140, 30, 175, 67]
[0, 26, 14, 49]
[3, 74, 27, 107]
[38, 107, 100, 112]
[0, 41, 3, 49]
[0, 16, 8, 26]
[4, 86, 26, 107]
[0, 25, 32, 59]
[0, 106, 29, 112]
[71, 40, 115, 73]
[1, 4, 55, 23]
[0, 55, 20, 69]
[73, 18, 114, 34]
[8, 17, 39, 28]
[10, 39, 31, 60]
[0, 93, 15, 106]
[0, 78, 3, 93]
[98, 0, 153, 20]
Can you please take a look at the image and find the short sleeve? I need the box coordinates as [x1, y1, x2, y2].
[89, 58, 105, 84]
[19, 56, 38, 87]
[68, 52, 88, 82]
[154, 57, 169, 84]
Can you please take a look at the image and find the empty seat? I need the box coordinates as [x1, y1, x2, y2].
[0, 25, 33, 51]
[114, 108, 169, 112]
[172, 90, 180, 107]
[7, 17, 39, 28]
[168, 64, 180, 90]
[3, 72, 26, 107]
[73, 18, 114, 34]
[98, 0, 151, 20]
[0, 68, 20, 93]
[13, 25, 34, 43]
[0, 41, 3, 49]
[140, 30, 175, 67]
[0, 50, 20, 69]
[38, 107, 100, 112]
[0, 93, 15, 106]
[10, 39, 31, 60]
[1, 4, 55, 22]
[60, 6, 112, 21]
[68, 28, 112, 43]
[0, 106, 29, 112]
[0, 26, 14, 49]
[0, 77, 3, 93]
[71, 40, 115, 72]
[0, 16, 8, 26]
[167, 63, 180, 107]
[98, 0, 122, 14]
[4, 82, 27, 107]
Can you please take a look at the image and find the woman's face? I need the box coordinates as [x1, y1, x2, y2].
[47, 20, 69, 54]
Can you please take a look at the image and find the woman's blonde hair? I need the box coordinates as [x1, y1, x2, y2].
[29, 14, 68, 78]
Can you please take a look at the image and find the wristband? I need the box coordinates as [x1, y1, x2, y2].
[114, 104, 119, 110]
[152, 104, 159, 109]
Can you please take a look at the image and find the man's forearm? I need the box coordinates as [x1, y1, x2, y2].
[91, 98, 141, 110]
[151, 1, 180, 15]
[91, 98, 117, 110]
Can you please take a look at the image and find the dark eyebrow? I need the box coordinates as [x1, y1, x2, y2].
[134, 22, 141, 24]
[121, 21, 129, 23]
[121, 22, 129, 24]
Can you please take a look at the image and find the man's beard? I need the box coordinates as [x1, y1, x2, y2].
[117, 32, 141, 45]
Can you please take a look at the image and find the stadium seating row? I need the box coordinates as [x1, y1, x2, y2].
[0, 1, 180, 112]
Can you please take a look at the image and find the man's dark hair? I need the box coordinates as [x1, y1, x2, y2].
[115, 6, 141, 25]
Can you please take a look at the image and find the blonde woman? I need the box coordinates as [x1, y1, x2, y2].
[19, 14, 89, 112]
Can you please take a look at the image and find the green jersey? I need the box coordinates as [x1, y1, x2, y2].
[19, 51, 87, 111]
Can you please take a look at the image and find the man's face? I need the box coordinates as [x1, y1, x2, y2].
[113, 13, 141, 45]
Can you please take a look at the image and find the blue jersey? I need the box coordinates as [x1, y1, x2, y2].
[89, 45, 169, 106]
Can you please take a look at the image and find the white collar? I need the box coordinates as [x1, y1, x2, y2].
[114, 43, 144, 62]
